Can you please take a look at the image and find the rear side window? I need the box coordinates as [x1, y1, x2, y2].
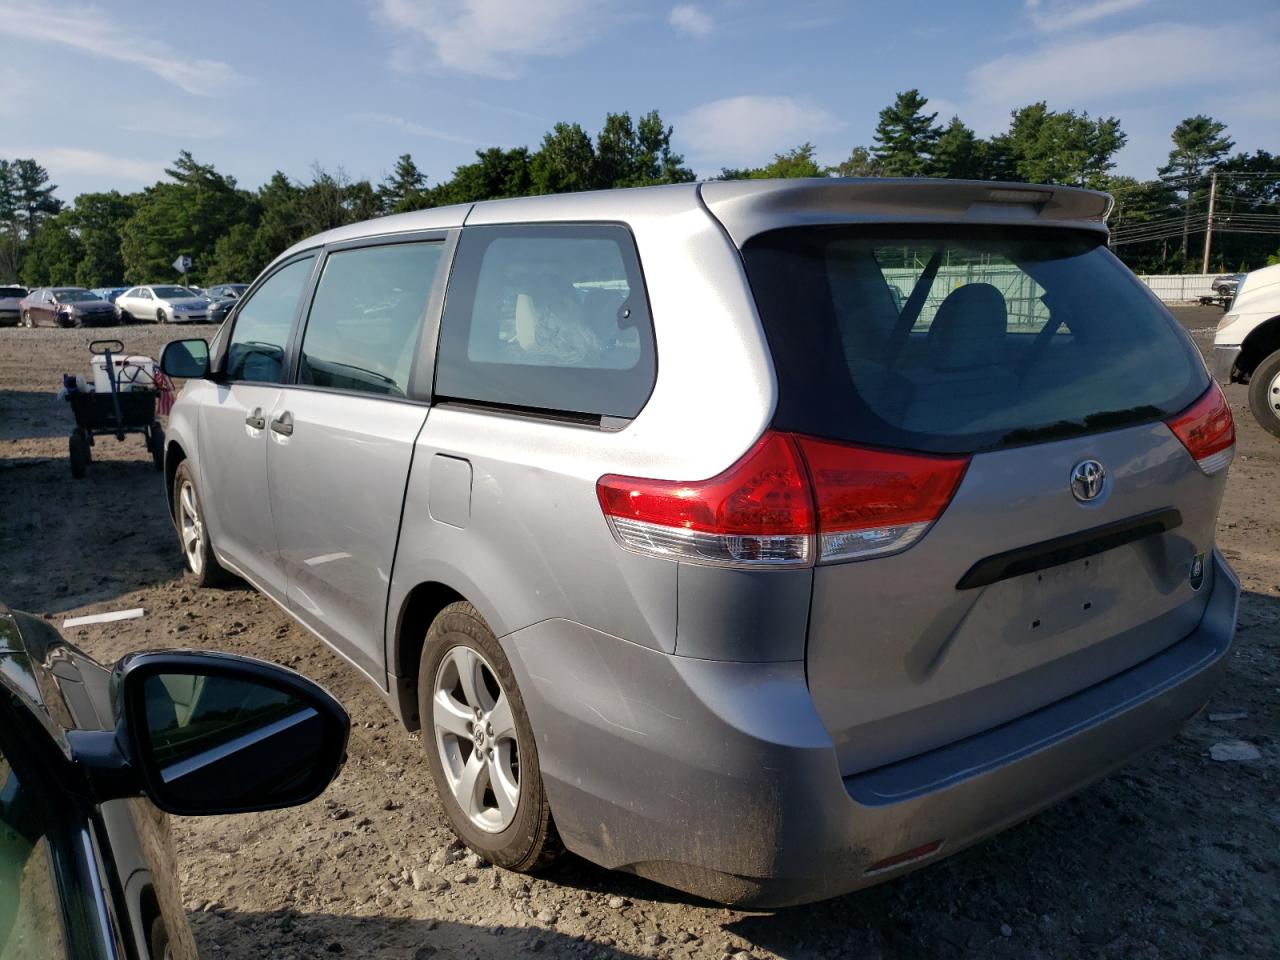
[435, 224, 656, 419]
[298, 242, 443, 398]
[226, 256, 314, 383]
[743, 225, 1207, 453]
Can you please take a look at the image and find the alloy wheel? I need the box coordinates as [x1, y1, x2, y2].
[432, 645, 520, 833]
[178, 480, 204, 575]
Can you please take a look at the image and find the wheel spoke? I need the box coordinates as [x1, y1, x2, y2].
[457, 749, 488, 815]
[433, 689, 473, 739]
[182, 526, 198, 550]
[490, 745, 519, 822]
[180, 485, 195, 517]
[451, 647, 485, 710]
[488, 693, 516, 742]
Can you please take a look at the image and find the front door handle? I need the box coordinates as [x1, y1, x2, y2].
[270, 411, 294, 436]
[244, 408, 266, 430]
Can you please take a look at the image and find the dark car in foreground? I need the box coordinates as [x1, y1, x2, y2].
[18, 288, 118, 327]
[0, 603, 349, 959]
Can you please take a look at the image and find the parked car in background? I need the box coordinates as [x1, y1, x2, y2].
[0, 284, 27, 325]
[18, 287, 118, 327]
[1212, 273, 1244, 299]
[1214, 262, 1280, 438]
[91, 286, 130, 305]
[116, 285, 212, 324]
[0, 602, 349, 959]
[159, 178, 1239, 907]
[206, 283, 249, 325]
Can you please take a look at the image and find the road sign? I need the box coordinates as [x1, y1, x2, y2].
[172, 255, 192, 274]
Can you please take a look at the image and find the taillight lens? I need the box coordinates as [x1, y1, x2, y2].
[1166, 383, 1235, 475]
[796, 437, 970, 562]
[597, 432, 815, 567]
[597, 431, 969, 567]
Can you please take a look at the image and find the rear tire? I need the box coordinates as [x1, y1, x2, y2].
[1247, 349, 1280, 440]
[418, 602, 563, 872]
[172, 460, 232, 586]
[69, 430, 90, 479]
[148, 423, 165, 471]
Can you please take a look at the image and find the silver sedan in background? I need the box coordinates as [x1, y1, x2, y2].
[116, 285, 212, 324]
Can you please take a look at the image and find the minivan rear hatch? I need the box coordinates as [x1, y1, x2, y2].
[740, 222, 1227, 776]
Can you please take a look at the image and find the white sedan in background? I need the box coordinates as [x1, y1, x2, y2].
[116, 284, 212, 324]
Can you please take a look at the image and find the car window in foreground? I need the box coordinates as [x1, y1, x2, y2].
[743, 225, 1206, 453]
[299, 242, 442, 398]
[435, 224, 656, 419]
[0, 749, 68, 960]
[226, 257, 315, 383]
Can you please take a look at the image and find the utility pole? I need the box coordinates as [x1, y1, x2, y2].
[1201, 170, 1218, 275]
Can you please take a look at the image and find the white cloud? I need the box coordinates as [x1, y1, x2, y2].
[376, 0, 614, 78]
[669, 4, 713, 38]
[0, 2, 241, 96]
[1024, 0, 1153, 33]
[353, 113, 480, 145]
[0, 147, 166, 184]
[677, 95, 842, 166]
[968, 22, 1269, 106]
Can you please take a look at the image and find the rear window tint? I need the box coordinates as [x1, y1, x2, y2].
[0, 287, 25, 297]
[743, 225, 1207, 453]
[435, 224, 656, 419]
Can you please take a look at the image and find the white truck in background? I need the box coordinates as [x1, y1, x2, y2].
[1214, 263, 1280, 438]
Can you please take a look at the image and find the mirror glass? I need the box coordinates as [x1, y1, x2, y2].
[160, 339, 209, 379]
[139, 672, 328, 811]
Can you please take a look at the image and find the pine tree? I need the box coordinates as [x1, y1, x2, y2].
[1159, 116, 1234, 260]
[379, 154, 429, 213]
[872, 90, 941, 177]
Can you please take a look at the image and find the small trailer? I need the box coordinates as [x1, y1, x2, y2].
[65, 339, 165, 478]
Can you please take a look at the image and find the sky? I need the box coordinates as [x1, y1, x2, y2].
[0, 0, 1277, 201]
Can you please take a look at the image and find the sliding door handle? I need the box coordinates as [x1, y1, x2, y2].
[270, 411, 294, 436]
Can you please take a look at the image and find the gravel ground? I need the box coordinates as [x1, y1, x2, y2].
[0, 306, 1276, 960]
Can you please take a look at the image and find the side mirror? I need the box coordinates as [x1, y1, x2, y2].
[160, 339, 210, 379]
[109, 651, 349, 815]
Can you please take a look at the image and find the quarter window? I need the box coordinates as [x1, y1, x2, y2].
[225, 256, 315, 383]
[298, 242, 443, 398]
[435, 224, 656, 419]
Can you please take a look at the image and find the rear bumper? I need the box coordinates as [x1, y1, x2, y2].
[506, 550, 1238, 907]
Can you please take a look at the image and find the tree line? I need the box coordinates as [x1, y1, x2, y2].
[3, 93, 1276, 289]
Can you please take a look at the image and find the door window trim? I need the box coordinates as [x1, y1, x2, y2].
[215, 249, 322, 384]
[281, 229, 459, 405]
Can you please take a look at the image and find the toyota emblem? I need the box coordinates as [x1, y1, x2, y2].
[1070, 459, 1106, 502]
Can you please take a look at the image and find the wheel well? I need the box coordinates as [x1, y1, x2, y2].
[164, 442, 185, 521]
[1238, 315, 1280, 377]
[392, 581, 465, 730]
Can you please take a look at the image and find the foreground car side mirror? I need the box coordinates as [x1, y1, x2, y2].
[71, 651, 349, 815]
[160, 339, 211, 379]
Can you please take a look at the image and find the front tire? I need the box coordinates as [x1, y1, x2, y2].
[1247, 349, 1280, 440]
[157, 308, 168, 324]
[21, 310, 32, 328]
[172, 460, 231, 586]
[419, 602, 562, 872]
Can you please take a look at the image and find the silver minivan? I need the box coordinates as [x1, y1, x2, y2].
[160, 179, 1239, 906]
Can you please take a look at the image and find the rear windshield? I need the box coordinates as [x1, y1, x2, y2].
[0, 287, 25, 298]
[742, 225, 1207, 454]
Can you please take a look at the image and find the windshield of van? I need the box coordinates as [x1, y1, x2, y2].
[742, 225, 1206, 454]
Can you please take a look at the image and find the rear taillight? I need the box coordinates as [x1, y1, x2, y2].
[597, 432, 814, 567]
[597, 431, 968, 568]
[796, 437, 970, 562]
[1166, 383, 1235, 475]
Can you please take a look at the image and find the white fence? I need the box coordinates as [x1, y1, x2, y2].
[1134, 274, 1219, 303]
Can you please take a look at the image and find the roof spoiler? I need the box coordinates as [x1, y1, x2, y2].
[698, 178, 1113, 247]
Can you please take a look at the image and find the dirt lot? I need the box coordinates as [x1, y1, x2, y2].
[0, 306, 1276, 960]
